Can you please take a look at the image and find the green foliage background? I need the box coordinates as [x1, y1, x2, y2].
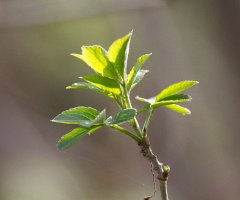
[0, 1, 240, 200]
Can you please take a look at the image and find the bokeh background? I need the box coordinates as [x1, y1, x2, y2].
[1, 0, 240, 199]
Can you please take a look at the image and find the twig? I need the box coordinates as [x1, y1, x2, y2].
[140, 136, 170, 200]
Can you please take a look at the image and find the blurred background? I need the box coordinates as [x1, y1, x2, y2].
[1, 0, 240, 199]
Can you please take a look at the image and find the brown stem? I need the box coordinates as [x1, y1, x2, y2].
[139, 136, 169, 200]
[159, 180, 169, 200]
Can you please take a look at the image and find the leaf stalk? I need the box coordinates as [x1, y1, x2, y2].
[142, 107, 153, 138]
[122, 81, 143, 138]
[108, 125, 141, 143]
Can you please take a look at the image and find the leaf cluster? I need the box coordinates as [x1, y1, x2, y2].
[52, 107, 136, 150]
[52, 31, 199, 150]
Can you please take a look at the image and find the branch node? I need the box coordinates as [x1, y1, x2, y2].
[157, 171, 169, 181]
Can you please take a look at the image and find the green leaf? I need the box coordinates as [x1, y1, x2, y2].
[72, 46, 118, 80]
[70, 53, 84, 61]
[79, 109, 106, 127]
[105, 116, 113, 124]
[137, 94, 191, 110]
[157, 94, 191, 102]
[108, 108, 137, 125]
[52, 107, 99, 124]
[151, 99, 191, 109]
[130, 70, 149, 90]
[164, 165, 170, 173]
[127, 53, 151, 91]
[88, 125, 103, 134]
[57, 126, 101, 150]
[57, 127, 89, 150]
[163, 104, 191, 115]
[82, 75, 121, 95]
[156, 81, 199, 102]
[135, 96, 157, 104]
[137, 104, 151, 114]
[66, 82, 114, 98]
[108, 31, 132, 79]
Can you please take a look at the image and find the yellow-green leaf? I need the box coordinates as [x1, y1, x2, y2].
[82, 75, 121, 95]
[127, 53, 151, 91]
[130, 70, 149, 90]
[156, 81, 199, 102]
[72, 46, 118, 81]
[163, 104, 191, 115]
[66, 82, 114, 98]
[108, 31, 132, 79]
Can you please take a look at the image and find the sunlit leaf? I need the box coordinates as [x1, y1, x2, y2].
[127, 53, 151, 91]
[66, 82, 114, 98]
[130, 70, 149, 90]
[82, 75, 121, 95]
[108, 31, 132, 79]
[156, 81, 199, 102]
[136, 94, 192, 111]
[157, 94, 191, 102]
[151, 99, 191, 109]
[163, 104, 191, 115]
[135, 96, 157, 104]
[71, 46, 118, 80]
[71, 53, 84, 61]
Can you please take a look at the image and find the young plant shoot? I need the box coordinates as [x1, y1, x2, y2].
[52, 31, 198, 200]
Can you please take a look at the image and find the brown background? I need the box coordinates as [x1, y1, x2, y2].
[1, 0, 239, 199]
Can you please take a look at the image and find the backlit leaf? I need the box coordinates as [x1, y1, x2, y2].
[135, 96, 157, 104]
[151, 99, 191, 109]
[163, 104, 191, 115]
[156, 81, 199, 102]
[136, 94, 191, 110]
[130, 70, 149, 90]
[82, 75, 121, 95]
[127, 53, 151, 91]
[108, 31, 132, 79]
[157, 94, 191, 102]
[71, 53, 84, 61]
[66, 82, 113, 98]
[71, 46, 118, 80]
